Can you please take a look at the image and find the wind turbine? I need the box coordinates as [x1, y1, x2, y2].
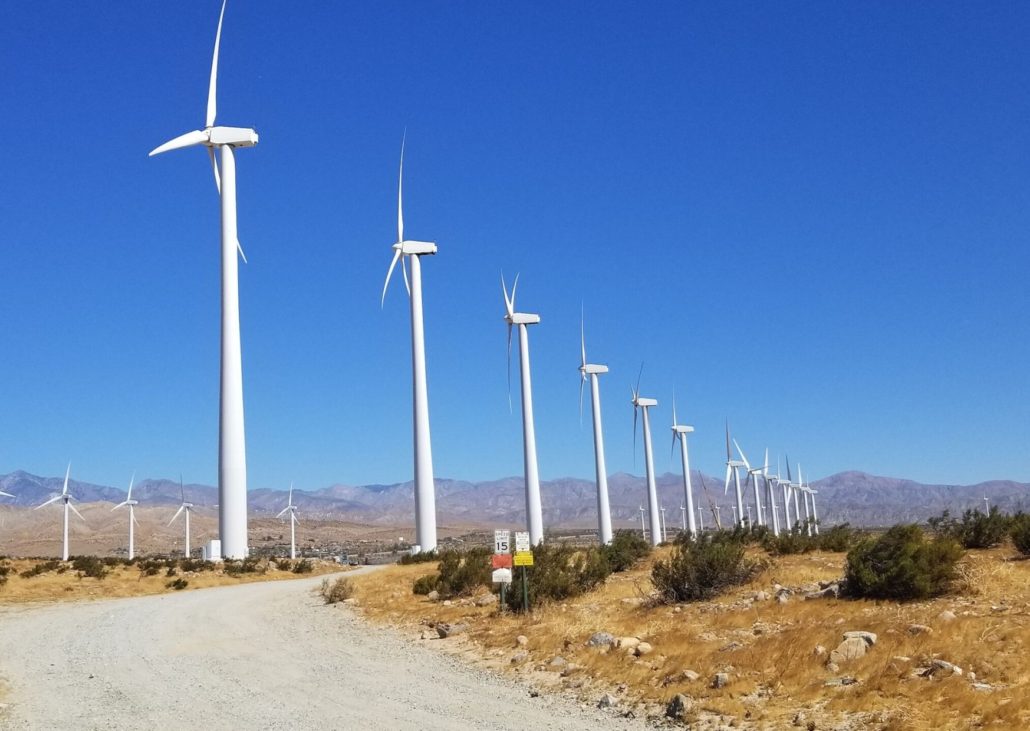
[734, 440, 765, 527]
[502, 274, 544, 545]
[697, 505, 704, 531]
[276, 483, 300, 560]
[723, 423, 746, 528]
[149, 0, 255, 559]
[659, 504, 668, 543]
[670, 395, 697, 538]
[983, 494, 990, 512]
[638, 505, 647, 538]
[169, 478, 195, 559]
[34, 464, 83, 561]
[764, 450, 780, 536]
[785, 458, 802, 530]
[679, 504, 687, 532]
[381, 135, 438, 553]
[631, 369, 662, 548]
[579, 312, 612, 545]
[111, 472, 140, 560]
[799, 464, 813, 536]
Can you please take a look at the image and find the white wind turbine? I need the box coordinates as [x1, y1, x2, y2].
[670, 395, 697, 538]
[502, 274, 544, 545]
[785, 458, 802, 530]
[0, 488, 13, 499]
[111, 473, 140, 560]
[276, 483, 300, 560]
[723, 423, 746, 528]
[734, 440, 765, 527]
[659, 504, 668, 543]
[579, 312, 612, 545]
[169, 478, 195, 559]
[679, 504, 687, 531]
[638, 505, 647, 538]
[149, 0, 255, 559]
[381, 135, 438, 553]
[631, 370, 662, 548]
[798, 464, 813, 535]
[34, 464, 83, 561]
[766, 463, 781, 537]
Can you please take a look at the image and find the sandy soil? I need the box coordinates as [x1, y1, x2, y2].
[0, 567, 645, 730]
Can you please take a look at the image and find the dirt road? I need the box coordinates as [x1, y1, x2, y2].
[0, 569, 645, 730]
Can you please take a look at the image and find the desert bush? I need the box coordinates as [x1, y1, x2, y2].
[762, 530, 816, 556]
[70, 555, 108, 580]
[412, 574, 438, 595]
[137, 559, 163, 577]
[320, 576, 353, 604]
[165, 565, 178, 577]
[273, 558, 292, 571]
[816, 523, 858, 552]
[601, 530, 651, 572]
[223, 556, 266, 577]
[505, 543, 610, 611]
[0, 560, 11, 587]
[399, 549, 439, 565]
[651, 534, 762, 603]
[929, 508, 1009, 549]
[179, 558, 214, 573]
[102, 556, 130, 568]
[844, 524, 963, 601]
[436, 548, 492, 598]
[20, 559, 61, 579]
[292, 558, 314, 574]
[166, 577, 189, 590]
[1010, 513, 1030, 556]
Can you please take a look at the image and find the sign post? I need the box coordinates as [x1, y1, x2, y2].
[513, 531, 533, 612]
[493, 529, 513, 610]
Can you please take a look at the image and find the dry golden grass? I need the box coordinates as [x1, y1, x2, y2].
[0, 558, 347, 604]
[348, 546, 1030, 730]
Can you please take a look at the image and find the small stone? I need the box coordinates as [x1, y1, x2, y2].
[681, 669, 701, 682]
[586, 632, 616, 648]
[616, 683, 628, 693]
[938, 610, 956, 622]
[792, 711, 806, 727]
[842, 631, 877, 646]
[528, 689, 540, 698]
[549, 656, 567, 668]
[474, 593, 497, 607]
[830, 637, 868, 664]
[516, 635, 529, 647]
[511, 650, 529, 664]
[720, 641, 742, 652]
[697, 631, 719, 642]
[813, 645, 827, 657]
[777, 593, 789, 605]
[754, 591, 768, 601]
[342, 598, 359, 606]
[825, 662, 840, 673]
[436, 622, 468, 639]
[665, 693, 693, 719]
[972, 682, 993, 692]
[825, 676, 859, 687]
[907, 624, 932, 636]
[617, 636, 641, 650]
[711, 672, 730, 689]
[560, 663, 581, 677]
[634, 642, 653, 656]
[927, 659, 963, 677]
[442, 600, 452, 606]
[426, 590, 439, 601]
[598, 693, 619, 709]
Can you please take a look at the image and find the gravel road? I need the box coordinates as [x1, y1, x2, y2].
[0, 569, 648, 730]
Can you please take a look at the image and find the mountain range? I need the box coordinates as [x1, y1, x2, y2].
[2, 469, 1027, 530]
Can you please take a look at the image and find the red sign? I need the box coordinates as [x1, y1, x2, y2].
[492, 553, 513, 569]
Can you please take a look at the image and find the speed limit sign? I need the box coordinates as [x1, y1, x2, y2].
[494, 529, 511, 555]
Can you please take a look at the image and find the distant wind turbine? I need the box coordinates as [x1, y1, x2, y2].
[169, 478, 195, 558]
[149, 0, 255, 559]
[631, 368, 661, 547]
[381, 135, 438, 553]
[734, 440, 765, 527]
[111, 472, 140, 560]
[276, 483, 300, 560]
[723, 423, 746, 528]
[638, 505, 647, 538]
[34, 464, 83, 561]
[502, 274, 544, 545]
[579, 311, 612, 545]
[659, 504, 668, 543]
[670, 394, 697, 539]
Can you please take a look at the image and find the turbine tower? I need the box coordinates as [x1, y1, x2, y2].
[723, 423, 746, 528]
[670, 395, 697, 539]
[734, 440, 765, 527]
[502, 274, 544, 545]
[169, 479, 195, 558]
[659, 504, 668, 543]
[638, 505, 647, 538]
[34, 464, 83, 561]
[276, 483, 300, 560]
[579, 312, 612, 544]
[381, 136, 438, 553]
[111, 472, 140, 560]
[149, 0, 255, 559]
[631, 371, 661, 548]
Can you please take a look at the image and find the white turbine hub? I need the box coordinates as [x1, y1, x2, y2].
[508, 313, 540, 325]
[672, 424, 694, 434]
[208, 126, 259, 147]
[394, 241, 437, 256]
[581, 363, 608, 375]
[634, 397, 657, 407]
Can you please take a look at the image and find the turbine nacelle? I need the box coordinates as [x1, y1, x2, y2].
[633, 396, 657, 407]
[393, 240, 437, 256]
[506, 312, 540, 326]
[671, 424, 694, 434]
[149, 126, 259, 156]
[580, 363, 608, 375]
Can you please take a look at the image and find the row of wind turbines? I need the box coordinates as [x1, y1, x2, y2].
[5, 465, 301, 562]
[141, 1, 824, 559]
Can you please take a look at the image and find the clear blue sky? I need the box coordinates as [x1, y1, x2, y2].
[1, 1, 1028, 491]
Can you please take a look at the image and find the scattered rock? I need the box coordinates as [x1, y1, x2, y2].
[426, 590, 439, 601]
[697, 632, 719, 642]
[342, 598, 359, 606]
[972, 682, 994, 692]
[549, 656, 567, 668]
[598, 693, 619, 709]
[617, 636, 641, 650]
[510, 650, 529, 664]
[566, 677, 585, 689]
[442, 600, 452, 607]
[681, 669, 701, 682]
[813, 645, 827, 657]
[842, 631, 877, 646]
[777, 593, 789, 605]
[665, 693, 693, 719]
[792, 711, 806, 727]
[938, 610, 956, 622]
[586, 632, 616, 648]
[923, 659, 963, 677]
[616, 683, 628, 693]
[825, 662, 840, 673]
[560, 663, 581, 677]
[436, 622, 468, 639]
[754, 591, 769, 601]
[907, 624, 932, 636]
[825, 676, 859, 687]
[711, 672, 730, 689]
[829, 637, 869, 664]
[516, 635, 529, 647]
[528, 689, 540, 698]
[634, 642, 654, 657]
[474, 593, 497, 607]
[620, 597, 644, 607]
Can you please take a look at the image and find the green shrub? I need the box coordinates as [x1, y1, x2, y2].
[223, 556, 266, 577]
[20, 559, 60, 579]
[816, 523, 858, 552]
[292, 559, 314, 574]
[70, 556, 108, 580]
[651, 533, 762, 603]
[165, 566, 178, 577]
[412, 573, 438, 595]
[179, 558, 215, 573]
[929, 508, 1010, 549]
[505, 543, 610, 612]
[1010, 513, 1030, 556]
[601, 530, 651, 572]
[399, 549, 439, 565]
[436, 548, 492, 598]
[844, 524, 963, 601]
[273, 558, 292, 571]
[320, 576, 353, 604]
[0, 560, 11, 587]
[166, 578, 189, 590]
[762, 530, 816, 556]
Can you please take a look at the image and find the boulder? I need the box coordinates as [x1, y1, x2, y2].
[597, 693, 619, 709]
[829, 637, 868, 664]
[907, 624, 932, 636]
[681, 669, 701, 682]
[436, 622, 468, 639]
[617, 636, 641, 650]
[842, 631, 878, 646]
[634, 642, 654, 657]
[665, 693, 693, 719]
[711, 672, 730, 689]
[938, 610, 956, 622]
[776, 593, 789, 605]
[510, 650, 529, 664]
[426, 590, 439, 601]
[516, 635, 529, 647]
[474, 593, 497, 607]
[924, 659, 963, 677]
[586, 632, 616, 648]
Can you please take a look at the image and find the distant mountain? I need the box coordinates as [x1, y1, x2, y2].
[2, 469, 1027, 530]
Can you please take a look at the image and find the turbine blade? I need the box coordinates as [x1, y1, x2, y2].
[510, 273, 519, 312]
[207, 0, 227, 128]
[733, 439, 751, 471]
[401, 254, 410, 296]
[149, 130, 208, 157]
[127, 472, 135, 501]
[276, 507, 289, 519]
[671, 430, 677, 461]
[288, 482, 294, 507]
[578, 374, 585, 428]
[0, 491, 13, 498]
[35, 495, 62, 510]
[169, 504, 185, 526]
[501, 273, 513, 317]
[671, 389, 677, 426]
[580, 306, 587, 368]
[506, 323, 513, 414]
[397, 131, 405, 243]
[208, 146, 221, 193]
[725, 421, 731, 460]
[112, 501, 128, 511]
[180, 475, 185, 503]
[236, 238, 248, 264]
[632, 405, 638, 468]
[723, 464, 732, 495]
[381, 249, 403, 308]
[635, 362, 643, 396]
[69, 502, 85, 521]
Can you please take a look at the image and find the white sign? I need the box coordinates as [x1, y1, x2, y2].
[514, 531, 530, 553]
[492, 568, 513, 584]
[494, 529, 511, 554]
